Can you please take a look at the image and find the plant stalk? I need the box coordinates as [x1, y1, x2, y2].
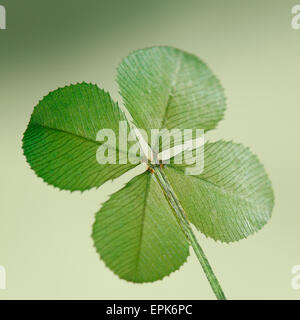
[153, 165, 226, 300]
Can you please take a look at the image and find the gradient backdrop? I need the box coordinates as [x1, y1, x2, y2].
[0, 0, 300, 299]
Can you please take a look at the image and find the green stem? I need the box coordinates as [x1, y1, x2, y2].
[153, 165, 226, 300]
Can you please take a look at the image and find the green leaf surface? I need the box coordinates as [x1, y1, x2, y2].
[117, 46, 226, 142]
[92, 172, 189, 283]
[22, 47, 275, 293]
[22, 83, 136, 191]
[164, 141, 274, 243]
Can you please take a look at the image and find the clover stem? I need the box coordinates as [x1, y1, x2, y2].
[153, 165, 226, 300]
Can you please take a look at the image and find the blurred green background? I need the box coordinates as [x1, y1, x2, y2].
[0, 0, 299, 299]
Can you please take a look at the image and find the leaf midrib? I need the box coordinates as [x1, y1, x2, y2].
[134, 173, 151, 280]
[160, 53, 183, 129]
[30, 122, 127, 155]
[168, 165, 271, 210]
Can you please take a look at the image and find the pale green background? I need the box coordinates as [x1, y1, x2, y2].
[0, 0, 299, 299]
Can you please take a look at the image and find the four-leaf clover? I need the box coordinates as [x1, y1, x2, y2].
[22, 46, 274, 299]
